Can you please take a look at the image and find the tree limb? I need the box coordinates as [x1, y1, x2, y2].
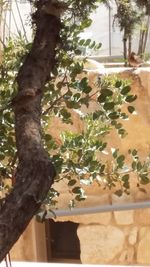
[0, 1, 61, 260]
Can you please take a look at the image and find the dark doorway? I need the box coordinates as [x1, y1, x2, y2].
[45, 220, 81, 263]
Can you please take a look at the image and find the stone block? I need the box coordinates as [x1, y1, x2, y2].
[135, 208, 150, 226]
[128, 227, 138, 245]
[77, 224, 125, 264]
[112, 194, 134, 225]
[137, 227, 150, 264]
[119, 247, 135, 264]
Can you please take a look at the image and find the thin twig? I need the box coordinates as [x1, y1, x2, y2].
[42, 91, 68, 115]
[89, 89, 99, 99]
[42, 71, 69, 115]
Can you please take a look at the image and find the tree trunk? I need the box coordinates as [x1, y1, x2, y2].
[123, 30, 127, 66]
[142, 15, 150, 54]
[128, 34, 132, 57]
[0, 2, 61, 261]
[138, 16, 150, 56]
[138, 28, 145, 55]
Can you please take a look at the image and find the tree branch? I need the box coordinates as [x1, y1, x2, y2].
[0, 2, 61, 260]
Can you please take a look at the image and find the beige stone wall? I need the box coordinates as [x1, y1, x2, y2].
[77, 206, 150, 265]
[54, 195, 150, 265]
[10, 219, 47, 262]
[11, 67, 150, 265]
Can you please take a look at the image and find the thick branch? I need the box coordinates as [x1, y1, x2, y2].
[0, 4, 61, 260]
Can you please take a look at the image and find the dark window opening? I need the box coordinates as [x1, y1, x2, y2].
[45, 220, 81, 263]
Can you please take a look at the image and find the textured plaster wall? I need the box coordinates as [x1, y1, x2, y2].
[11, 67, 150, 264]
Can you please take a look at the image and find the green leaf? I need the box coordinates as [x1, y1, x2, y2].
[132, 149, 137, 156]
[115, 123, 122, 129]
[60, 108, 71, 119]
[89, 41, 96, 49]
[140, 174, 150, 185]
[112, 149, 119, 158]
[108, 112, 119, 120]
[79, 39, 85, 46]
[95, 43, 102, 49]
[98, 89, 113, 103]
[81, 18, 92, 29]
[101, 88, 113, 97]
[4, 113, 13, 124]
[83, 85, 92, 94]
[52, 67, 58, 76]
[73, 93, 81, 100]
[103, 102, 115, 111]
[137, 161, 142, 171]
[45, 134, 53, 141]
[122, 174, 129, 182]
[80, 77, 87, 84]
[89, 160, 99, 172]
[125, 95, 137, 103]
[80, 96, 89, 106]
[117, 155, 125, 166]
[72, 186, 82, 194]
[52, 155, 63, 171]
[85, 39, 91, 46]
[66, 101, 80, 109]
[68, 179, 77, 186]
[77, 77, 92, 94]
[118, 128, 126, 137]
[128, 106, 135, 114]
[123, 181, 130, 189]
[121, 85, 131, 95]
[114, 189, 123, 197]
[93, 110, 104, 120]
[75, 195, 87, 201]
[120, 113, 128, 120]
[117, 155, 125, 162]
[115, 80, 122, 88]
[132, 161, 137, 170]
[99, 142, 107, 151]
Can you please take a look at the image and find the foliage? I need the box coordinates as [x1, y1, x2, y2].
[135, 0, 150, 15]
[0, 39, 29, 199]
[0, 0, 150, 216]
[44, 75, 150, 209]
[113, 0, 144, 62]
[114, 0, 143, 36]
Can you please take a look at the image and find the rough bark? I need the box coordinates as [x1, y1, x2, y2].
[128, 34, 132, 58]
[123, 32, 127, 66]
[0, 2, 61, 261]
[142, 15, 150, 54]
